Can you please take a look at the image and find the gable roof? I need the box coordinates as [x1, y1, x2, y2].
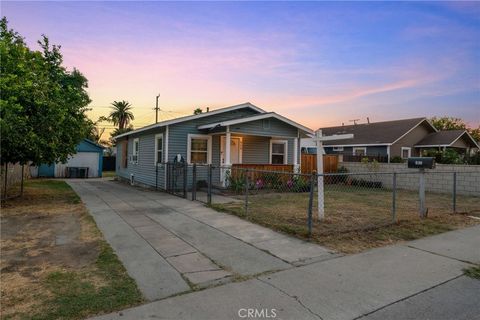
[319, 117, 436, 146]
[113, 102, 265, 139]
[197, 112, 314, 134]
[80, 139, 105, 151]
[415, 130, 480, 148]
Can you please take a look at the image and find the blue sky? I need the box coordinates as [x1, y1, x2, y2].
[2, 1, 479, 129]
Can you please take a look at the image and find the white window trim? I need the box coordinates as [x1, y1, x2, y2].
[132, 138, 139, 164]
[220, 136, 243, 164]
[270, 139, 288, 164]
[333, 146, 344, 152]
[401, 147, 411, 159]
[187, 134, 212, 164]
[353, 147, 367, 156]
[154, 133, 163, 165]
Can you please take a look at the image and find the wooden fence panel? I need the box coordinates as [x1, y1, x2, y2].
[301, 154, 338, 174]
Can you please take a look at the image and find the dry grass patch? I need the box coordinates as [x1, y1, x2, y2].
[212, 186, 479, 254]
[1, 180, 143, 320]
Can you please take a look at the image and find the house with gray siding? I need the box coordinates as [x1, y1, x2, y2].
[307, 118, 478, 162]
[114, 102, 313, 189]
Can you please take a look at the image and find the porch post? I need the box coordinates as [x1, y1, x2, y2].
[293, 135, 300, 173]
[225, 126, 231, 166]
[223, 126, 232, 187]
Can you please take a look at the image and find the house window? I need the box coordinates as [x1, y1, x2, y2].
[132, 138, 139, 164]
[353, 147, 366, 156]
[333, 146, 344, 152]
[263, 119, 271, 130]
[154, 134, 163, 165]
[187, 134, 212, 164]
[401, 147, 411, 159]
[270, 140, 288, 164]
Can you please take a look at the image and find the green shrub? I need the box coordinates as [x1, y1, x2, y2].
[390, 156, 404, 163]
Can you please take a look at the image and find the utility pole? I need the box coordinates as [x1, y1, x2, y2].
[155, 94, 160, 123]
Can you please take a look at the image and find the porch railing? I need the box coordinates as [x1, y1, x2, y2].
[231, 164, 294, 172]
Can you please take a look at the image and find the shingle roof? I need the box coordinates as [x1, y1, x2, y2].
[319, 117, 432, 145]
[415, 130, 478, 147]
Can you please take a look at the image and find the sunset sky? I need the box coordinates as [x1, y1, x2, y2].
[3, 1, 480, 134]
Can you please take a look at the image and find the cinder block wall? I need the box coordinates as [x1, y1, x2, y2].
[339, 162, 480, 196]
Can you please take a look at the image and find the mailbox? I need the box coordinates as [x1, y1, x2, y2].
[407, 157, 435, 169]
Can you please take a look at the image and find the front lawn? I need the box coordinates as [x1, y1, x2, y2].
[0, 180, 143, 319]
[212, 186, 479, 254]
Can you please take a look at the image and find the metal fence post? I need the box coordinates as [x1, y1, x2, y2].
[192, 164, 197, 201]
[183, 163, 188, 198]
[419, 169, 426, 218]
[307, 171, 315, 237]
[207, 164, 212, 205]
[392, 172, 397, 223]
[244, 169, 249, 218]
[453, 172, 457, 214]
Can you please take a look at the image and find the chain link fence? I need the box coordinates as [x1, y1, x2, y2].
[183, 166, 479, 237]
[161, 163, 479, 237]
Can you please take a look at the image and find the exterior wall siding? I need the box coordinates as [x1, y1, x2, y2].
[229, 118, 298, 137]
[391, 122, 434, 157]
[115, 127, 166, 189]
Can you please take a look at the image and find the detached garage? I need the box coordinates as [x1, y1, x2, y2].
[37, 139, 104, 178]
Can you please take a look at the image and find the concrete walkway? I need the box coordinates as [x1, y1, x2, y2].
[68, 180, 334, 301]
[89, 220, 480, 320]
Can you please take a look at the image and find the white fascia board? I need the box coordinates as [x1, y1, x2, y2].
[414, 144, 450, 148]
[113, 102, 265, 139]
[324, 143, 391, 147]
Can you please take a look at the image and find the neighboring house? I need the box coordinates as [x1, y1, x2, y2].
[35, 139, 104, 178]
[306, 118, 478, 162]
[114, 102, 313, 189]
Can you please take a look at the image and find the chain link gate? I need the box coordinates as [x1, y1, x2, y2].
[166, 162, 187, 198]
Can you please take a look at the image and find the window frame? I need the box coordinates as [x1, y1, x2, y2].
[132, 138, 139, 164]
[187, 134, 212, 164]
[154, 133, 164, 165]
[401, 147, 411, 159]
[353, 147, 367, 156]
[270, 139, 288, 164]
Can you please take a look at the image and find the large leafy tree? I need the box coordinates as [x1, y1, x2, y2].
[430, 117, 480, 142]
[0, 17, 91, 165]
[109, 100, 134, 130]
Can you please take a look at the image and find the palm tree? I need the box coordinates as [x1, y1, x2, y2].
[109, 100, 134, 129]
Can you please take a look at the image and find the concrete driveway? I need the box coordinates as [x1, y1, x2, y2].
[68, 180, 334, 301]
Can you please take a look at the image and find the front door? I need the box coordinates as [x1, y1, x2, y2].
[220, 136, 242, 165]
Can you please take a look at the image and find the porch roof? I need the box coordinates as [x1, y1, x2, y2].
[196, 112, 314, 135]
[414, 130, 479, 149]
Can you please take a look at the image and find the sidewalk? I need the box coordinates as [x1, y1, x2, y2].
[92, 225, 480, 320]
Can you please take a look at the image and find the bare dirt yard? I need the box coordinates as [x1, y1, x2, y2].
[0, 180, 143, 320]
[212, 186, 480, 254]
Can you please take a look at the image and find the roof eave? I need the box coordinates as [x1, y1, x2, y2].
[113, 102, 265, 140]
